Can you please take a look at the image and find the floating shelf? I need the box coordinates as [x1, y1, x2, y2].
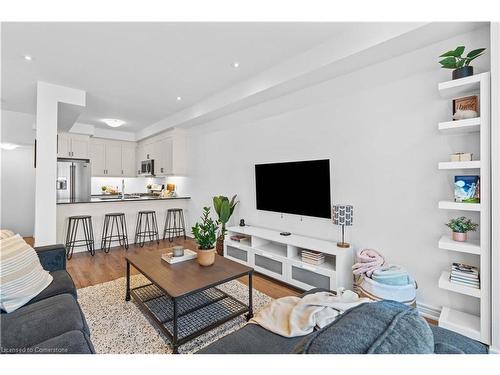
[438, 201, 481, 211]
[438, 161, 481, 170]
[439, 271, 480, 298]
[438, 117, 480, 134]
[439, 307, 481, 341]
[438, 74, 482, 99]
[438, 235, 481, 255]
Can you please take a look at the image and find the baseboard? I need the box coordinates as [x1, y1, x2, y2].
[416, 301, 441, 322]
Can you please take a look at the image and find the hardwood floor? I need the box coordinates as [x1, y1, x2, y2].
[66, 236, 301, 299]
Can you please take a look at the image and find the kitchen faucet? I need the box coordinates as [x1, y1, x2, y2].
[121, 179, 125, 200]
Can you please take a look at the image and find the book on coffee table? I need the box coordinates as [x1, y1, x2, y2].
[162, 249, 198, 264]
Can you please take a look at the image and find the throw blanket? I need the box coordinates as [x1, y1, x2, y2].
[352, 249, 385, 277]
[249, 290, 370, 338]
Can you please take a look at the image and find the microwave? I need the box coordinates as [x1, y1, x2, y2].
[140, 159, 155, 176]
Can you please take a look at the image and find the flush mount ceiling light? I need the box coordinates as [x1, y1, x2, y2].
[231, 61, 240, 68]
[23, 55, 33, 61]
[176, 96, 182, 101]
[0, 143, 20, 150]
[102, 118, 125, 128]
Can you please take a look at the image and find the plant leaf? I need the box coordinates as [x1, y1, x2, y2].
[440, 50, 457, 57]
[439, 57, 457, 69]
[440, 46, 464, 58]
[467, 48, 486, 58]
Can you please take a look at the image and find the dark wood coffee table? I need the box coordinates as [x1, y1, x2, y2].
[125, 249, 254, 353]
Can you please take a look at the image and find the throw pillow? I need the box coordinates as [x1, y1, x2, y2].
[0, 229, 15, 240]
[294, 300, 434, 354]
[0, 234, 53, 313]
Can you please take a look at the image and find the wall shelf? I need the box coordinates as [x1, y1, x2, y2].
[438, 235, 481, 255]
[438, 201, 481, 211]
[439, 271, 480, 298]
[438, 161, 481, 170]
[439, 307, 481, 341]
[438, 118, 480, 134]
[438, 74, 482, 99]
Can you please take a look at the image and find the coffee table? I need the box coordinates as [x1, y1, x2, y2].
[125, 249, 254, 353]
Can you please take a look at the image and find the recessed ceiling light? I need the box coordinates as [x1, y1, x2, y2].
[176, 96, 182, 101]
[23, 55, 33, 61]
[102, 119, 125, 128]
[232, 61, 240, 68]
[1, 143, 20, 150]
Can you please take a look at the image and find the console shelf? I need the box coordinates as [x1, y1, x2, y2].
[224, 225, 353, 292]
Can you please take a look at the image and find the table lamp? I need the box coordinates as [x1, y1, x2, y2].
[332, 204, 353, 248]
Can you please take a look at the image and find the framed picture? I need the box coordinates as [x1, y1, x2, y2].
[453, 95, 478, 115]
[454, 175, 480, 203]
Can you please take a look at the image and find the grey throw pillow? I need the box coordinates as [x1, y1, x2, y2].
[294, 300, 434, 354]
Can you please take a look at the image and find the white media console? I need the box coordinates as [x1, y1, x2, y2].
[224, 225, 353, 292]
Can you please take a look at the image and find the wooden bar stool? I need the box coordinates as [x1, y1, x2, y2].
[65, 215, 95, 260]
[101, 212, 129, 253]
[163, 208, 187, 242]
[134, 210, 160, 247]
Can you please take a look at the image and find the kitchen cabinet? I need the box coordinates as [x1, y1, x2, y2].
[152, 137, 173, 175]
[90, 139, 136, 177]
[57, 133, 89, 159]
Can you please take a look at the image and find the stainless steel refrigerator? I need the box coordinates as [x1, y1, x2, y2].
[56, 158, 91, 201]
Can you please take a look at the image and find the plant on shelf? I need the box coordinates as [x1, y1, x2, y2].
[191, 207, 218, 266]
[445, 216, 478, 242]
[438, 46, 486, 80]
[213, 195, 239, 256]
[101, 186, 107, 193]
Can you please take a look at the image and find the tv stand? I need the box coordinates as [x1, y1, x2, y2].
[224, 225, 353, 292]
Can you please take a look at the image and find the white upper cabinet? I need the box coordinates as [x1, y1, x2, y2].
[89, 139, 136, 177]
[57, 132, 89, 159]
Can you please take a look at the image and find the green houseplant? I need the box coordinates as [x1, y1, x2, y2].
[439, 46, 486, 80]
[213, 195, 239, 256]
[191, 207, 218, 266]
[445, 216, 478, 242]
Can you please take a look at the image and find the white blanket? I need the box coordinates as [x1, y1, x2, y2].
[249, 290, 370, 338]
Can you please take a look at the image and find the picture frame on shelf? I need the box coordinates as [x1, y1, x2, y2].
[454, 175, 480, 203]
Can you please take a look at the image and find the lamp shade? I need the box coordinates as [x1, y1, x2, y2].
[332, 205, 353, 226]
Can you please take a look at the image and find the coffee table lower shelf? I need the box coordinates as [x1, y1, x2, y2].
[130, 283, 250, 352]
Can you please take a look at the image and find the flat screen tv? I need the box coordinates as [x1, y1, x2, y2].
[255, 159, 331, 219]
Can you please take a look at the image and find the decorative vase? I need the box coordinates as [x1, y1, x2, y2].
[452, 232, 468, 242]
[452, 66, 473, 80]
[197, 248, 216, 266]
[216, 235, 224, 256]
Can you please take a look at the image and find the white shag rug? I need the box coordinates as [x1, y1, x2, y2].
[77, 275, 272, 354]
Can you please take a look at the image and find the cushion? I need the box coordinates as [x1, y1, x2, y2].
[26, 270, 77, 306]
[295, 300, 434, 354]
[0, 229, 15, 239]
[29, 330, 95, 354]
[430, 325, 488, 354]
[0, 293, 90, 349]
[0, 235, 53, 312]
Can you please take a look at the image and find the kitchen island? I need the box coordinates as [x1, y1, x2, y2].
[56, 195, 191, 253]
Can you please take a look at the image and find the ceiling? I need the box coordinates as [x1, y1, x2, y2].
[1, 22, 349, 132]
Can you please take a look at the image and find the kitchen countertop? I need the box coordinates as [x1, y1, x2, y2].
[57, 195, 191, 205]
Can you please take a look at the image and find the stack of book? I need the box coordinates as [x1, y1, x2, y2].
[449, 263, 480, 289]
[301, 250, 325, 265]
[230, 235, 249, 242]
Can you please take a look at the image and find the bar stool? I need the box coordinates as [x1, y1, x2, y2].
[101, 212, 129, 253]
[65, 215, 95, 260]
[134, 210, 160, 247]
[163, 208, 187, 242]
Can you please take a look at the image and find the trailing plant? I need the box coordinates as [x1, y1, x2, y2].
[213, 195, 239, 237]
[191, 207, 217, 250]
[439, 46, 486, 70]
[445, 216, 478, 233]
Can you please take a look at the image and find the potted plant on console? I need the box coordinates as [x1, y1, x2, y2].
[213, 195, 239, 256]
[445, 216, 478, 242]
[192, 207, 218, 266]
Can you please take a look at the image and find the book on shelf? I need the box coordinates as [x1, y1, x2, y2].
[450, 271, 479, 280]
[449, 278, 480, 289]
[230, 235, 249, 242]
[301, 250, 325, 265]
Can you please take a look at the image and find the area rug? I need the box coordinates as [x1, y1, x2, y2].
[77, 274, 273, 354]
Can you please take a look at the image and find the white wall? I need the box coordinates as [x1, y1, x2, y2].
[0, 110, 36, 236]
[185, 27, 490, 313]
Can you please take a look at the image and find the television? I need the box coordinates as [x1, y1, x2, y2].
[255, 159, 331, 219]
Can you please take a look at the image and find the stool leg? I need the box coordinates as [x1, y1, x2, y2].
[168, 211, 174, 242]
[163, 210, 170, 240]
[180, 210, 186, 240]
[88, 218, 96, 256]
[66, 219, 77, 260]
[101, 215, 109, 251]
[121, 215, 129, 250]
[82, 218, 92, 255]
[135, 213, 142, 245]
[114, 216, 123, 248]
[152, 213, 160, 245]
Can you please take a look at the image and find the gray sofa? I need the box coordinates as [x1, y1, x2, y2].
[1, 244, 94, 354]
[199, 289, 488, 354]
